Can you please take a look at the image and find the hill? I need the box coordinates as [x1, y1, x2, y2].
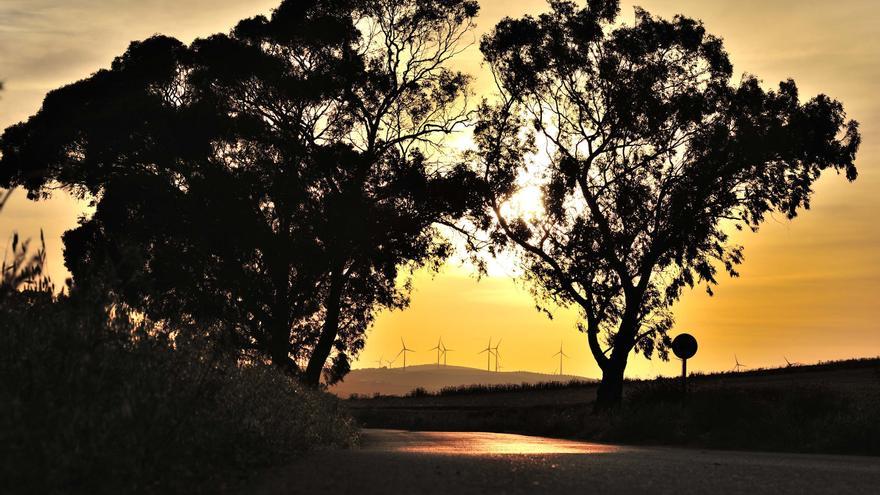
[329, 364, 590, 398]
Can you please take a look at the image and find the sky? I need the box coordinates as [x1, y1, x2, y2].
[1, 0, 878, 379]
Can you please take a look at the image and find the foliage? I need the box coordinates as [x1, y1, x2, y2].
[0, 290, 358, 494]
[0, 0, 482, 386]
[406, 387, 431, 398]
[470, 0, 861, 408]
[1, 82, 357, 493]
[0, 190, 53, 297]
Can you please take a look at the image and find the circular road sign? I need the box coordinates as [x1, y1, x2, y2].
[671, 333, 698, 360]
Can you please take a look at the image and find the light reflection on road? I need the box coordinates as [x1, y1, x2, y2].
[362, 429, 620, 455]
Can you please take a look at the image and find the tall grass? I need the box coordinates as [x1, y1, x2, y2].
[0, 291, 358, 494]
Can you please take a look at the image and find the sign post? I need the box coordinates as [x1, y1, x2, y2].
[681, 357, 687, 394]
[671, 333, 698, 396]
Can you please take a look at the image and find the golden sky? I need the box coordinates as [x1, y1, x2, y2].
[1, 0, 878, 379]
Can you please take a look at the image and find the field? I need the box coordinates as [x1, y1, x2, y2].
[347, 358, 880, 455]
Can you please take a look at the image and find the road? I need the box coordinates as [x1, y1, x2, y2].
[249, 429, 880, 494]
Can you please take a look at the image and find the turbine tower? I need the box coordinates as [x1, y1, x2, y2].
[441, 341, 453, 366]
[552, 342, 569, 376]
[428, 338, 444, 367]
[395, 338, 414, 370]
[478, 338, 494, 372]
[492, 338, 502, 372]
[733, 354, 746, 372]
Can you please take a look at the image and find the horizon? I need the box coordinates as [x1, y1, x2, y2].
[2, 0, 878, 380]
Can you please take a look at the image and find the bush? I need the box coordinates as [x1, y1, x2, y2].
[0, 292, 358, 494]
[437, 380, 596, 397]
[406, 387, 430, 398]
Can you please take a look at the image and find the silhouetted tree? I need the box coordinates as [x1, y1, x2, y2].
[473, 0, 860, 410]
[0, 0, 480, 386]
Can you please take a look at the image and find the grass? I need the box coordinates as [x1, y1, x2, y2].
[598, 378, 880, 455]
[0, 292, 359, 494]
[348, 358, 880, 455]
[434, 380, 596, 397]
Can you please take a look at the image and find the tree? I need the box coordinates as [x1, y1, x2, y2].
[0, 0, 481, 386]
[472, 0, 860, 410]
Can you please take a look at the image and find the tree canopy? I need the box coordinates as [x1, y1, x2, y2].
[0, 0, 481, 386]
[472, 0, 860, 408]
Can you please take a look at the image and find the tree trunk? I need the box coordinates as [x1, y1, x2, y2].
[594, 359, 626, 413]
[268, 319, 293, 373]
[303, 267, 345, 388]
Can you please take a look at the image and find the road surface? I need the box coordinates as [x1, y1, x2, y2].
[250, 429, 880, 494]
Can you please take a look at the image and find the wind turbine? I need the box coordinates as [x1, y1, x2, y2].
[784, 356, 801, 368]
[428, 338, 444, 367]
[552, 342, 569, 376]
[441, 341, 453, 366]
[479, 338, 494, 372]
[733, 354, 746, 372]
[395, 338, 414, 370]
[375, 355, 385, 368]
[491, 338, 502, 372]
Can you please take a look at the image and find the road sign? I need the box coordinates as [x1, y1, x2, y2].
[671, 333, 698, 396]
[671, 333, 698, 360]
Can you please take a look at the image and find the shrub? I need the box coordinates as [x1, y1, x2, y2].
[436, 380, 596, 397]
[0, 292, 358, 494]
[406, 387, 430, 398]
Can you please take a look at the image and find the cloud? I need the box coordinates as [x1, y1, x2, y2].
[0, 0, 278, 126]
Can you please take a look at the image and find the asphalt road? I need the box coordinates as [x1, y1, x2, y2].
[250, 429, 880, 494]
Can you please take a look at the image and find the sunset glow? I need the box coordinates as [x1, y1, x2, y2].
[370, 430, 621, 455]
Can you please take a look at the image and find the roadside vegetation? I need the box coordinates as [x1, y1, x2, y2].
[357, 380, 597, 400]
[0, 192, 357, 494]
[0, 286, 358, 494]
[602, 378, 880, 455]
[349, 359, 880, 455]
